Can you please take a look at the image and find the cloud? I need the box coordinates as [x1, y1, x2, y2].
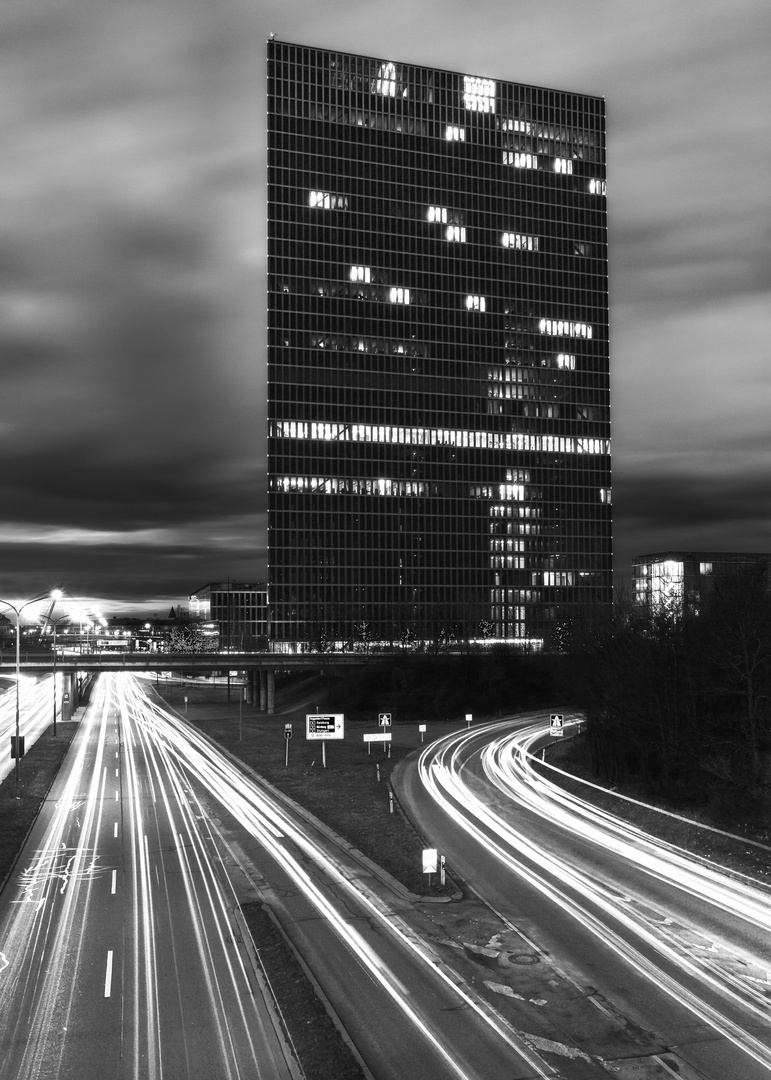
[1, 0, 770, 610]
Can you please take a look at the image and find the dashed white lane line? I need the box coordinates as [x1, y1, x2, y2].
[111, 870, 117, 895]
[114, 821, 118, 838]
[104, 951, 114, 997]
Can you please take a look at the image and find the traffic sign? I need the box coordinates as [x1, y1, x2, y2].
[284, 724, 292, 740]
[422, 848, 438, 874]
[306, 713, 344, 740]
[364, 733, 392, 743]
[549, 713, 564, 736]
[378, 712, 391, 727]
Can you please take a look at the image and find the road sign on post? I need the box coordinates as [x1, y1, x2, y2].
[306, 713, 344, 768]
[422, 848, 438, 874]
[306, 714, 344, 740]
[549, 713, 564, 737]
[378, 712, 391, 727]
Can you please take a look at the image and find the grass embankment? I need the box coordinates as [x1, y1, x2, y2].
[159, 679, 456, 897]
[0, 725, 76, 890]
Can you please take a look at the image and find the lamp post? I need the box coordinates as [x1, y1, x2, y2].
[39, 613, 69, 737]
[0, 589, 62, 798]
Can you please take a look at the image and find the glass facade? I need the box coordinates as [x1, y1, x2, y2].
[267, 41, 612, 648]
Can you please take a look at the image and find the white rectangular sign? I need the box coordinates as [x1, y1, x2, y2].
[549, 713, 564, 736]
[306, 713, 345, 740]
[422, 848, 438, 874]
[364, 733, 392, 743]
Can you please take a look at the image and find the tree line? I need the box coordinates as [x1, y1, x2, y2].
[569, 562, 771, 821]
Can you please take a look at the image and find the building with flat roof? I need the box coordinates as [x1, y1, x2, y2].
[267, 40, 611, 648]
[633, 551, 771, 618]
[188, 582, 268, 649]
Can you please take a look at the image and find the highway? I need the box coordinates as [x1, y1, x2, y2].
[0, 674, 59, 785]
[0, 675, 565, 1080]
[0, 673, 296, 1080]
[395, 713, 771, 1079]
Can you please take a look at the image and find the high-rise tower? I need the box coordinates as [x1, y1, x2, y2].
[267, 41, 611, 648]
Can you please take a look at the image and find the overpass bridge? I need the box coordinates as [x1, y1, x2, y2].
[0, 650, 376, 715]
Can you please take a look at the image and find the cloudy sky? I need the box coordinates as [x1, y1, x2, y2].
[2, 0, 770, 616]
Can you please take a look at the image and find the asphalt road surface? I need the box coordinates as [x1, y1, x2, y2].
[0, 673, 297, 1080]
[394, 712, 771, 1079]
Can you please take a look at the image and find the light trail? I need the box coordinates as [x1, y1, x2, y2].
[417, 715, 771, 1073]
[116, 674, 554, 1080]
[0, 674, 61, 784]
[0, 675, 292, 1080]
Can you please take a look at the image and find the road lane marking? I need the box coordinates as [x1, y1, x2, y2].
[115, 790, 119, 801]
[115, 768, 119, 777]
[104, 951, 114, 997]
[111, 870, 117, 894]
[114, 822, 118, 838]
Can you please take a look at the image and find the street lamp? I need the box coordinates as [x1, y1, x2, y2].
[38, 612, 70, 737]
[0, 588, 62, 798]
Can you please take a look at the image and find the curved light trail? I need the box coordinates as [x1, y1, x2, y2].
[118, 674, 554, 1080]
[417, 714, 771, 1074]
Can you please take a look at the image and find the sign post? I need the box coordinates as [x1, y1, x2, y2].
[422, 847, 438, 888]
[465, 713, 472, 728]
[306, 714, 344, 768]
[284, 723, 292, 766]
[419, 723, 426, 743]
[549, 713, 564, 737]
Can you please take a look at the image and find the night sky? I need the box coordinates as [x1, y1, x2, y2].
[2, 0, 770, 616]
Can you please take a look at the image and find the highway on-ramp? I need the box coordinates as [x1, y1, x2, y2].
[394, 712, 771, 1079]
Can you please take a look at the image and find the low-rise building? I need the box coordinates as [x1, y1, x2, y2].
[188, 582, 268, 650]
[632, 551, 771, 617]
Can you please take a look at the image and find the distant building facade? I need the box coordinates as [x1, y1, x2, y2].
[188, 582, 268, 649]
[633, 551, 771, 618]
[267, 41, 612, 648]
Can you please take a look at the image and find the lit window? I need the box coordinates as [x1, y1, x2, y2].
[500, 118, 531, 134]
[556, 353, 576, 370]
[554, 158, 573, 175]
[539, 318, 593, 339]
[446, 225, 466, 242]
[376, 62, 397, 97]
[465, 294, 486, 312]
[427, 206, 448, 223]
[350, 265, 371, 283]
[309, 191, 348, 210]
[699, 562, 713, 575]
[445, 125, 465, 142]
[589, 179, 607, 195]
[600, 488, 612, 504]
[389, 287, 410, 304]
[463, 75, 496, 113]
[503, 152, 539, 169]
[502, 232, 539, 251]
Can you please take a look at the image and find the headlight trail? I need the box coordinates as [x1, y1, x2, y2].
[116, 674, 555, 1080]
[0, 675, 60, 784]
[416, 715, 771, 1073]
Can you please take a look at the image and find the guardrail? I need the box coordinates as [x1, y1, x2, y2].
[0, 650, 379, 673]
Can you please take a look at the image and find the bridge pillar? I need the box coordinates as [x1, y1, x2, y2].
[266, 670, 275, 715]
[259, 670, 267, 711]
[62, 671, 78, 719]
